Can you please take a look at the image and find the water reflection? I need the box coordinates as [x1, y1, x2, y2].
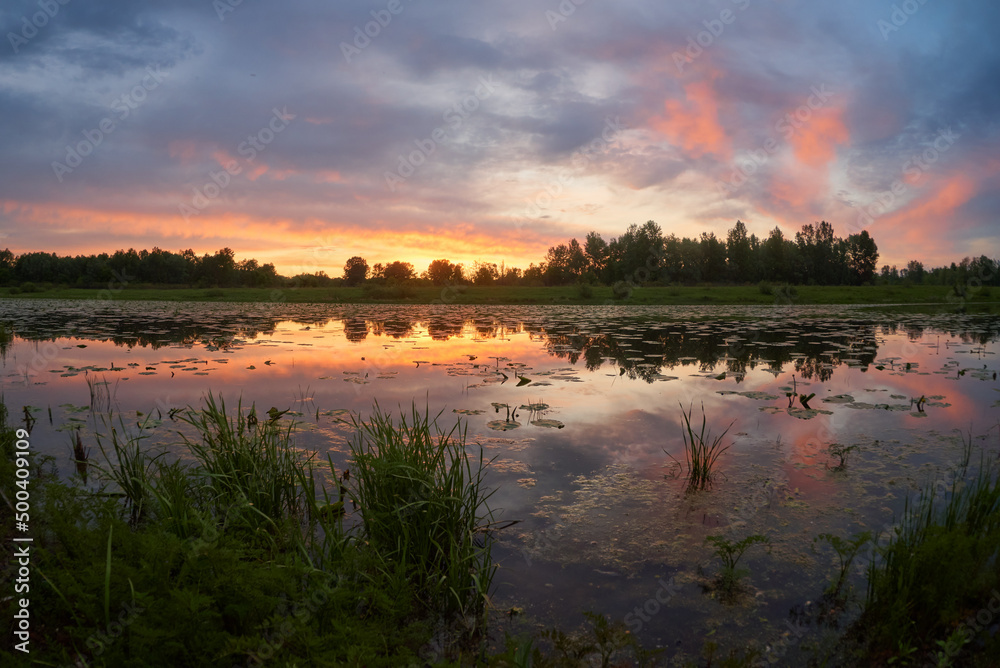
[2, 299, 999, 661]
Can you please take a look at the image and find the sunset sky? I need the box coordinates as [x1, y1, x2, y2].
[1, 0, 998, 276]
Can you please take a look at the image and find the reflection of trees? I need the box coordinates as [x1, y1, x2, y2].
[427, 318, 464, 341]
[4, 304, 999, 375]
[541, 322, 884, 383]
[370, 319, 413, 339]
[342, 318, 368, 342]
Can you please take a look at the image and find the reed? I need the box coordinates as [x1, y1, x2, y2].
[669, 402, 733, 490]
[178, 392, 308, 527]
[346, 401, 496, 617]
[859, 449, 1000, 659]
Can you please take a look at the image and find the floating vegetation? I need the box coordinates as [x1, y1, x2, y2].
[530, 419, 564, 429]
[487, 420, 520, 431]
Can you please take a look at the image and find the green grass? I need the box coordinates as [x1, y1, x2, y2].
[347, 402, 496, 620]
[0, 283, 992, 305]
[0, 396, 497, 665]
[853, 440, 1000, 665]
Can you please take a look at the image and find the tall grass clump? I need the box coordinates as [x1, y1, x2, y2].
[93, 415, 162, 525]
[857, 444, 1000, 660]
[667, 402, 733, 490]
[179, 393, 308, 529]
[347, 402, 496, 618]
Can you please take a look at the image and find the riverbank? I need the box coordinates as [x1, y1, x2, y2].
[1, 283, 992, 306]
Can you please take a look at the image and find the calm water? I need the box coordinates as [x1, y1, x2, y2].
[2, 299, 999, 662]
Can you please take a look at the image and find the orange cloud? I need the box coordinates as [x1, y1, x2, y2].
[789, 107, 849, 168]
[650, 76, 730, 159]
[878, 173, 977, 238]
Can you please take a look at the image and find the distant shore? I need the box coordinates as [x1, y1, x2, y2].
[1, 283, 994, 306]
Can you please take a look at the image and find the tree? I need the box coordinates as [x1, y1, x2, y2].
[472, 261, 499, 285]
[904, 260, 925, 284]
[726, 220, 752, 282]
[584, 232, 609, 280]
[761, 227, 785, 281]
[427, 259, 462, 285]
[700, 232, 727, 281]
[382, 261, 415, 283]
[846, 231, 879, 285]
[342, 256, 369, 286]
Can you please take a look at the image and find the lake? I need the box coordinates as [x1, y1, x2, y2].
[2, 299, 998, 663]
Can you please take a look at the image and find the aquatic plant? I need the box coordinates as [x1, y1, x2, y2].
[826, 443, 859, 471]
[347, 402, 496, 618]
[85, 373, 118, 414]
[705, 534, 770, 600]
[857, 449, 1000, 661]
[71, 429, 90, 483]
[92, 414, 163, 524]
[178, 393, 307, 527]
[668, 402, 734, 490]
[813, 530, 871, 600]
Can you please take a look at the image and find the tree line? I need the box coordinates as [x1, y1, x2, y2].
[343, 220, 996, 289]
[1, 220, 996, 290]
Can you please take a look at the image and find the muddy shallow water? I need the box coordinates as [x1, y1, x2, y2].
[2, 299, 998, 662]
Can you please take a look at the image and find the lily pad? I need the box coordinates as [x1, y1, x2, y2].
[531, 419, 565, 429]
[822, 394, 854, 404]
[453, 409, 485, 415]
[486, 420, 520, 432]
[786, 407, 833, 420]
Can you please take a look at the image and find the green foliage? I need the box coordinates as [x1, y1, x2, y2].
[611, 280, 632, 299]
[347, 402, 496, 618]
[705, 534, 770, 597]
[575, 282, 594, 299]
[757, 280, 773, 295]
[92, 414, 163, 524]
[493, 612, 660, 668]
[178, 393, 308, 530]
[857, 453, 1000, 662]
[360, 282, 417, 300]
[7, 395, 498, 665]
[813, 530, 871, 600]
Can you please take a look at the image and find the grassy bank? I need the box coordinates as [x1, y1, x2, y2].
[0, 397, 498, 665]
[1, 283, 993, 306]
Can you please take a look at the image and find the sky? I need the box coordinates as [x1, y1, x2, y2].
[1, 0, 998, 277]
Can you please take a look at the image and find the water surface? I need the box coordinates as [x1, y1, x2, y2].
[2, 299, 998, 662]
